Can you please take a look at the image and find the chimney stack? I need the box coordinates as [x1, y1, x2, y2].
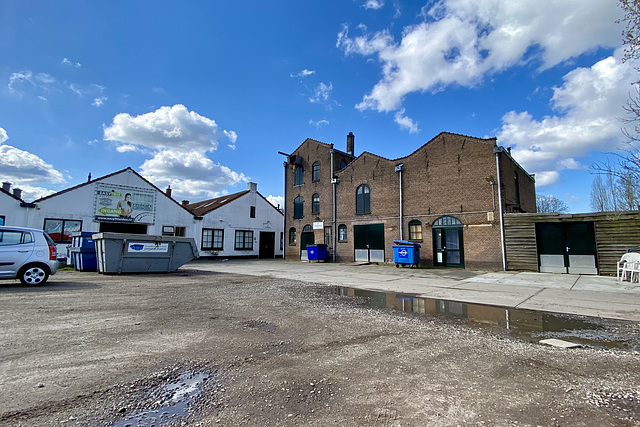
[166, 185, 172, 197]
[347, 132, 354, 156]
[2, 182, 10, 192]
[247, 182, 257, 192]
[182, 200, 190, 206]
[13, 188, 22, 200]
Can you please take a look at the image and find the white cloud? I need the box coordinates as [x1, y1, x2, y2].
[104, 105, 246, 200]
[0, 144, 66, 188]
[266, 195, 284, 210]
[140, 150, 248, 200]
[92, 96, 108, 107]
[363, 0, 384, 10]
[394, 109, 419, 133]
[61, 58, 82, 68]
[0, 127, 7, 144]
[309, 119, 330, 128]
[309, 82, 334, 104]
[338, 0, 622, 113]
[291, 69, 316, 78]
[498, 49, 638, 186]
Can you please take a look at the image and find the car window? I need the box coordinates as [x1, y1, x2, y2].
[43, 233, 55, 246]
[0, 231, 26, 246]
[22, 232, 33, 244]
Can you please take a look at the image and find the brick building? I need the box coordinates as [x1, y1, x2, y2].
[282, 131, 536, 270]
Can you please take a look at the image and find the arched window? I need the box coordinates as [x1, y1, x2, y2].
[294, 166, 304, 186]
[302, 225, 312, 233]
[312, 161, 320, 181]
[338, 224, 347, 242]
[340, 160, 347, 170]
[294, 196, 304, 219]
[356, 184, 370, 214]
[432, 216, 463, 227]
[409, 220, 422, 240]
[312, 193, 320, 214]
[289, 227, 296, 244]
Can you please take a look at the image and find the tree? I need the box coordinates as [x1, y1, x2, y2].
[536, 195, 570, 213]
[590, 174, 615, 212]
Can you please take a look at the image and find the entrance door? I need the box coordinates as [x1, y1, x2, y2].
[432, 216, 464, 268]
[536, 222, 598, 274]
[353, 224, 385, 262]
[259, 232, 275, 259]
[300, 225, 314, 260]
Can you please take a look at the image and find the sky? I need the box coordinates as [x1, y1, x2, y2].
[0, 0, 637, 213]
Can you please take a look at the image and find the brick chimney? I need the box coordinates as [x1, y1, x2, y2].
[181, 200, 189, 206]
[13, 188, 22, 200]
[2, 182, 10, 192]
[247, 182, 257, 192]
[166, 186, 172, 198]
[347, 132, 355, 156]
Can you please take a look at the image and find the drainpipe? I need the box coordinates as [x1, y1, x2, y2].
[278, 151, 290, 261]
[494, 148, 506, 271]
[395, 164, 404, 240]
[331, 150, 338, 263]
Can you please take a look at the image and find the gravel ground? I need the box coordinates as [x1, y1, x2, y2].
[1, 268, 640, 426]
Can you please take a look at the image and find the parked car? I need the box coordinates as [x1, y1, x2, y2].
[0, 226, 59, 285]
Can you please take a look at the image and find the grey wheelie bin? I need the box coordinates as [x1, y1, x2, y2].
[92, 232, 199, 274]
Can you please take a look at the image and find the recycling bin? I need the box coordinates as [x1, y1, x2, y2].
[92, 232, 199, 274]
[70, 232, 97, 271]
[306, 244, 328, 262]
[392, 240, 421, 268]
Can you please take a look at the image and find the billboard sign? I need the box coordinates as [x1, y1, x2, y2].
[94, 183, 156, 224]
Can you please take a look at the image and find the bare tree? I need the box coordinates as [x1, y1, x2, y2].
[536, 195, 570, 213]
[590, 174, 615, 212]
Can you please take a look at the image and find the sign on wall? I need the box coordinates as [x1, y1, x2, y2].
[94, 183, 156, 224]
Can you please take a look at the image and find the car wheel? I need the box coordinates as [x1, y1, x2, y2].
[19, 265, 49, 286]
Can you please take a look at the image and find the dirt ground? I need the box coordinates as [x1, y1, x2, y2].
[1, 267, 640, 426]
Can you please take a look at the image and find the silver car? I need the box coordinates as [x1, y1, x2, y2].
[0, 226, 59, 285]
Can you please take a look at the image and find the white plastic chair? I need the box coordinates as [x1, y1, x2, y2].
[618, 252, 640, 282]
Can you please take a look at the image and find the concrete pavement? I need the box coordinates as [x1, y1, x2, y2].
[185, 259, 640, 321]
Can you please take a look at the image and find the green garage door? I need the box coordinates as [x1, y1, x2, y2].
[354, 224, 385, 262]
[536, 222, 598, 274]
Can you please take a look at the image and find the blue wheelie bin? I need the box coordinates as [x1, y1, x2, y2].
[71, 232, 98, 271]
[392, 240, 421, 268]
[307, 244, 328, 262]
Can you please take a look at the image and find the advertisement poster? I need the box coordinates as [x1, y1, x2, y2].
[94, 183, 156, 224]
[127, 242, 169, 253]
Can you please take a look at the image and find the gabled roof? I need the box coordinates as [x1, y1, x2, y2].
[1, 187, 23, 202]
[186, 189, 284, 217]
[289, 138, 334, 155]
[33, 167, 196, 216]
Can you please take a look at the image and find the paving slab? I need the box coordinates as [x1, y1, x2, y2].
[185, 259, 640, 321]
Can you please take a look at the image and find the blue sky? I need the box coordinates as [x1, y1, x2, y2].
[0, 0, 636, 213]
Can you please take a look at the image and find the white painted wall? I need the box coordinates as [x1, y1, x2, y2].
[0, 191, 30, 226]
[196, 185, 284, 258]
[27, 169, 198, 256]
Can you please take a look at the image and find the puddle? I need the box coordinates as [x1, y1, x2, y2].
[332, 287, 637, 350]
[114, 372, 209, 427]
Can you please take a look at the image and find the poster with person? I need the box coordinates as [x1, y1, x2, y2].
[93, 183, 156, 224]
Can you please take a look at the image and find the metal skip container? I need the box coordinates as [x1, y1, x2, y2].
[92, 233, 199, 274]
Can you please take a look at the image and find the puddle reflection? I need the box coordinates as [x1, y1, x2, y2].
[334, 287, 633, 349]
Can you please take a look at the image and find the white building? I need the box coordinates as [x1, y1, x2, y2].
[1, 167, 283, 259]
[186, 182, 284, 259]
[0, 182, 32, 226]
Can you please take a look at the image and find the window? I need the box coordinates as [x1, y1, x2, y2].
[250, 206, 256, 218]
[312, 193, 320, 214]
[514, 174, 521, 206]
[294, 166, 304, 186]
[338, 224, 347, 242]
[324, 226, 332, 248]
[0, 230, 31, 246]
[0, 216, 4, 225]
[312, 162, 320, 181]
[409, 220, 423, 240]
[340, 160, 347, 170]
[235, 230, 254, 250]
[303, 225, 312, 233]
[356, 184, 370, 214]
[43, 218, 82, 243]
[202, 228, 224, 250]
[163, 226, 186, 237]
[294, 196, 304, 219]
[289, 227, 296, 245]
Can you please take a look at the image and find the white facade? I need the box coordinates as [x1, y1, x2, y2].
[193, 183, 284, 259]
[0, 185, 30, 226]
[2, 168, 284, 260]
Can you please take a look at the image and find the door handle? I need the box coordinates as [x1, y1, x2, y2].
[566, 246, 570, 252]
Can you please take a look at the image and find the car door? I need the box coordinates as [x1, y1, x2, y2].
[0, 229, 34, 278]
